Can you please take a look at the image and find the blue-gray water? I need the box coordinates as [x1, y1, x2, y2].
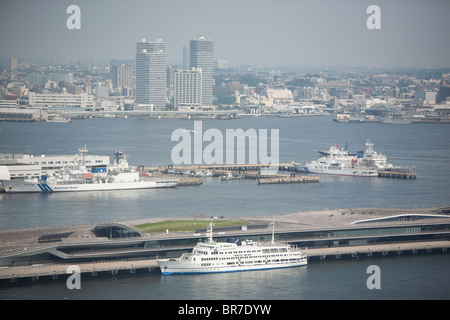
[0, 115, 449, 300]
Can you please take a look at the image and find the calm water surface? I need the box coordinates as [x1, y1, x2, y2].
[0, 116, 449, 299]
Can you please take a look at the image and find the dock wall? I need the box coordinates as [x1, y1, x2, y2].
[1, 240, 448, 283]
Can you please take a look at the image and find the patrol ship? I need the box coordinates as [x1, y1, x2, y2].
[157, 222, 307, 275]
[0, 147, 178, 193]
[292, 140, 393, 177]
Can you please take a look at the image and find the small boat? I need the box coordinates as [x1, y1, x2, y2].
[47, 114, 71, 123]
[218, 172, 239, 181]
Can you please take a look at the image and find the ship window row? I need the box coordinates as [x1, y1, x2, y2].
[201, 253, 299, 261]
[216, 250, 263, 254]
[201, 258, 304, 267]
[38, 160, 98, 165]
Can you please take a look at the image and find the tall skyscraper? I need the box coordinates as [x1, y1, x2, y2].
[135, 38, 167, 110]
[190, 35, 213, 105]
[183, 45, 190, 70]
[174, 68, 202, 111]
[111, 64, 132, 90]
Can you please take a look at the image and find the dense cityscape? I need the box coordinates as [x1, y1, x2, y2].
[1, 35, 450, 123]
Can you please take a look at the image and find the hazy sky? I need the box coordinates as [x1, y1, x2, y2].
[1, 0, 449, 68]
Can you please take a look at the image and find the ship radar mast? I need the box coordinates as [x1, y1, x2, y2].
[77, 145, 88, 168]
[207, 220, 214, 243]
[271, 218, 276, 245]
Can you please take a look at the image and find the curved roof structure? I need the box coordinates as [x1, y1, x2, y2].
[91, 223, 142, 239]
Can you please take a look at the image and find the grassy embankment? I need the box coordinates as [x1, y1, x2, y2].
[134, 220, 248, 233]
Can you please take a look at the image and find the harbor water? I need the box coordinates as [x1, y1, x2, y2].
[0, 115, 449, 299]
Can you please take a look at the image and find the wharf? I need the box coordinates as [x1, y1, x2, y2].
[258, 175, 319, 184]
[165, 163, 296, 173]
[305, 240, 450, 260]
[176, 177, 203, 186]
[0, 259, 159, 283]
[1, 241, 448, 283]
[0, 207, 450, 283]
[155, 163, 417, 181]
[378, 171, 417, 179]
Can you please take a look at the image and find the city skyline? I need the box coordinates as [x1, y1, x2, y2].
[1, 0, 450, 68]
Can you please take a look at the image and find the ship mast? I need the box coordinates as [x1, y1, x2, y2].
[207, 220, 214, 243]
[77, 145, 88, 169]
[271, 219, 275, 245]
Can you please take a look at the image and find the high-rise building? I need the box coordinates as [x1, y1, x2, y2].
[215, 59, 228, 70]
[10, 58, 18, 71]
[183, 45, 190, 70]
[135, 38, 167, 110]
[111, 64, 132, 90]
[174, 68, 202, 111]
[190, 35, 213, 105]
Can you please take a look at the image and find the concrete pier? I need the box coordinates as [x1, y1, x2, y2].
[304, 240, 450, 261]
[1, 207, 449, 283]
[1, 240, 448, 283]
[0, 259, 159, 283]
[378, 171, 417, 179]
[258, 175, 319, 184]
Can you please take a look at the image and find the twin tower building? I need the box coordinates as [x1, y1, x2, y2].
[135, 36, 213, 111]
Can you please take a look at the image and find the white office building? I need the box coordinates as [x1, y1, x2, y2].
[0, 152, 110, 179]
[135, 38, 167, 110]
[174, 68, 202, 111]
[28, 92, 95, 109]
[190, 36, 214, 106]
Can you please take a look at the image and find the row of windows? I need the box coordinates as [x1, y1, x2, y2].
[201, 253, 299, 261]
[199, 248, 289, 256]
[34, 159, 105, 165]
[200, 258, 304, 267]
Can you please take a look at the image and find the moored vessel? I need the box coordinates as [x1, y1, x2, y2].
[157, 222, 307, 275]
[293, 142, 377, 177]
[292, 140, 398, 177]
[47, 114, 71, 123]
[0, 147, 177, 193]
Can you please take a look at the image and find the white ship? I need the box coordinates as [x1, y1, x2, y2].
[47, 114, 71, 123]
[357, 140, 394, 170]
[0, 147, 178, 193]
[157, 222, 307, 275]
[292, 140, 394, 177]
[293, 160, 378, 177]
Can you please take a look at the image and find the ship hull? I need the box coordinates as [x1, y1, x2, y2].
[293, 162, 377, 177]
[0, 179, 177, 193]
[158, 258, 307, 275]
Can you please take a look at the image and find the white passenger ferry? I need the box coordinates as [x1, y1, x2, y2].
[157, 223, 307, 275]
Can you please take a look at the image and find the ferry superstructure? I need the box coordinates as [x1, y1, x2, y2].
[0, 147, 178, 193]
[157, 223, 307, 275]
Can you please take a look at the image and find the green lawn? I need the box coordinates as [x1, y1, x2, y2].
[134, 219, 248, 233]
